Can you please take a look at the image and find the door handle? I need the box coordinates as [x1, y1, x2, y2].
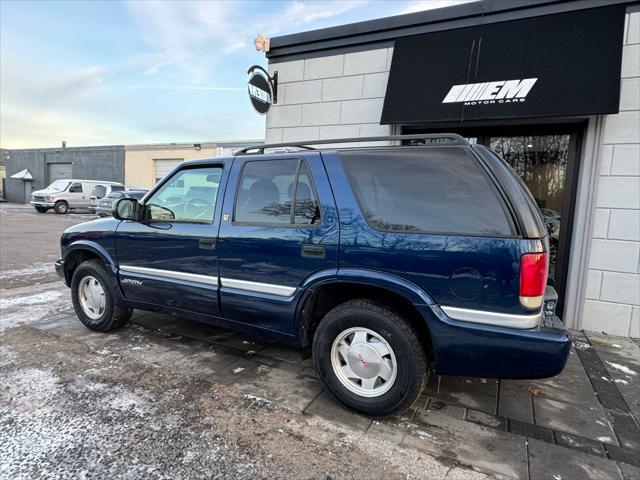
[199, 238, 217, 249]
[301, 244, 325, 258]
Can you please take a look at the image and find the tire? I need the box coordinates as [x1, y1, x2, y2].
[34, 206, 49, 213]
[313, 299, 427, 416]
[54, 201, 69, 214]
[71, 259, 132, 332]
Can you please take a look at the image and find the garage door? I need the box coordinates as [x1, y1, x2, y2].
[154, 159, 183, 184]
[47, 163, 72, 184]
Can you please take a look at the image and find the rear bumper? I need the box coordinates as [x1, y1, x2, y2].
[422, 305, 571, 379]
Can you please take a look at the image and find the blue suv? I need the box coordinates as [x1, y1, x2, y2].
[55, 134, 570, 416]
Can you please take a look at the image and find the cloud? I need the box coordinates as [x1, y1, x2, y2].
[273, 1, 367, 30]
[125, 86, 245, 91]
[401, 0, 473, 15]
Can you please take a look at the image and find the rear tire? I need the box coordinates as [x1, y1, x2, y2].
[312, 299, 427, 416]
[54, 201, 69, 214]
[71, 259, 132, 331]
[34, 206, 49, 213]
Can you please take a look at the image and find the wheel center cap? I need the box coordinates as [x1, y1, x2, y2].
[347, 344, 381, 379]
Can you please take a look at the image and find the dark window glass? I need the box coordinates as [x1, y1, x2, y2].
[128, 191, 147, 200]
[68, 182, 83, 193]
[340, 148, 512, 236]
[111, 185, 125, 192]
[235, 159, 297, 224]
[293, 161, 321, 225]
[91, 185, 106, 198]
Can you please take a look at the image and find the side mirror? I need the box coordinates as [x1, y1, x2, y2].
[113, 197, 140, 221]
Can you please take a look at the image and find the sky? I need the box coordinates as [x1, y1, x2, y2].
[0, 0, 470, 149]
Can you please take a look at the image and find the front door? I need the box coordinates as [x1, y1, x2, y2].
[217, 152, 339, 335]
[116, 162, 227, 317]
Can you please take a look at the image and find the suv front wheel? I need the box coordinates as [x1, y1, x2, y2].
[313, 299, 427, 416]
[71, 259, 132, 331]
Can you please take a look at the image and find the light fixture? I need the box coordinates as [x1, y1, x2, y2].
[254, 34, 270, 53]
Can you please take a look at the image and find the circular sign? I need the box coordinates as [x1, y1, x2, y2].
[247, 70, 273, 115]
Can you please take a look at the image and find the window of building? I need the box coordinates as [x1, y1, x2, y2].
[339, 148, 513, 236]
[234, 159, 321, 225]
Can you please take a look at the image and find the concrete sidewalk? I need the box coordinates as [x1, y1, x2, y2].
[31, 309, 640, 479]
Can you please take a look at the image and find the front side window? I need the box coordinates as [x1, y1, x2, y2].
[234, 159, 321, 225]
[144, 166, 222, 223]
[68, 182, 83, 193]
[340, 148, 513, 236]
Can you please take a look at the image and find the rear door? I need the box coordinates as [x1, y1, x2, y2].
[216, 152, 339, 335]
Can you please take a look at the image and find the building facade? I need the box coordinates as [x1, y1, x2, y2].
[263, 0, 640, 336]
[2, 145, 125, 203]
[124, 140, 261, 189]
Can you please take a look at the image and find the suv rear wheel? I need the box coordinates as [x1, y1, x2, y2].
[54, 201, 69, 214]
[313, 299, 427, 416]
[71, 259, 132, 331]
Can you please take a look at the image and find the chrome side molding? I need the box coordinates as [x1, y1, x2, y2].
[220, 277, 296, 297]
[119, 265, 297, 297]
[440, 305, 541, 329]
[119, 265, 219, 286]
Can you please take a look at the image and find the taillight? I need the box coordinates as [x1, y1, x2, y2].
[519, 252, 548, 309]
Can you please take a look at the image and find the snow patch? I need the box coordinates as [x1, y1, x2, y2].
[0, 290, 63, 308]
[0, 263, 53, 279]
[606, 361, 637, 376]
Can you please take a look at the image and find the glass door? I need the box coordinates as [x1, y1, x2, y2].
[488, 134, 570, 279]
[403, 124, 584, 316]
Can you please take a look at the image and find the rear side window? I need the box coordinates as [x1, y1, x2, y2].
[111, 185, 125, 192]
[91, 185, 106, 198]
[234, 159, 321, 225]
[340, 148, 513, 236]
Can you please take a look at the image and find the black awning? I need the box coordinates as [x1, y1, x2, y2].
[380, 6, 626, 125]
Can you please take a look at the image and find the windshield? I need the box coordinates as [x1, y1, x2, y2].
[47, 180, 71, 191]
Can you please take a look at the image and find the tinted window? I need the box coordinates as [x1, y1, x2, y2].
[293, 161, 321, 225]
[91, 185, 106, 198]
[235, 159, 320, 225]
[340, 148, 512, 236]
[68, 182, 83, 193]
[128, 191, 147, 200]
[111, 185, 125, 192]
[144, 167, 222, 223]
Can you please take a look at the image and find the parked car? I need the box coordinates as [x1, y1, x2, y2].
[54, 134, 570, 416]
[31, 179, 123, 214]
[88, 184, 127, 213]
[95, 190, 148, 217]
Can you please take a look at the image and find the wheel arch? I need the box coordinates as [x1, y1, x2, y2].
[62, 241, 117, 285]
[296, 268, 435, 363]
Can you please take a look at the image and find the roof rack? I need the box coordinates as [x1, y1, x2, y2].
[235, 133, 467, 155]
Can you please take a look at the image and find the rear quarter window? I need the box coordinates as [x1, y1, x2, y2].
[339, 147, 514, 236]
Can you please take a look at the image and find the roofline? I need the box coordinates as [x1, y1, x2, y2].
[2, 140, 264, 154]
[3, 145, 125, 153]
[124, 140, 264, 151]
[267, 0, 638, 60]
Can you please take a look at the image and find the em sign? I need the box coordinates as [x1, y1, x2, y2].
[247, 65, 277, 115]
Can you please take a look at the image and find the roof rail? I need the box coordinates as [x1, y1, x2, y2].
[235, 133, 467, 155]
